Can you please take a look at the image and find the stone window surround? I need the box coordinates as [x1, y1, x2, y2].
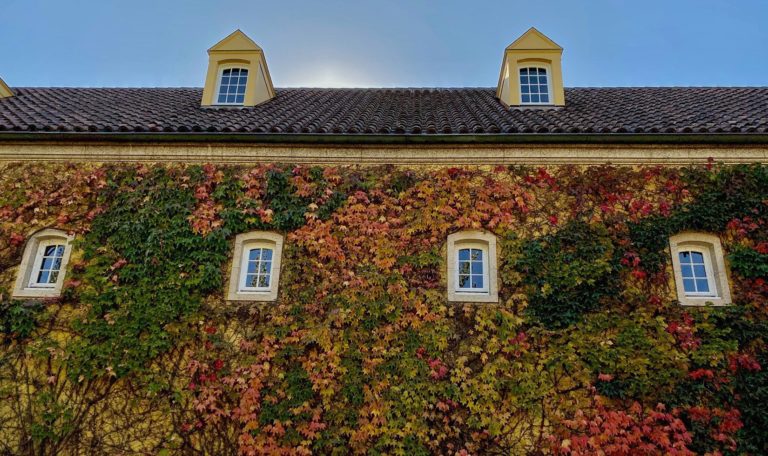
[447, 230, 499, 303]
[227, 231, 284, 302]
[669, 232, 732, 306]
[12, 228, 74, 299]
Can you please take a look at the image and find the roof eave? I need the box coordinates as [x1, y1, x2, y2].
[1, 132, 768, 146]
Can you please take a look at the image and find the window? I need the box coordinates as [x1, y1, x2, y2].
[29, 243, 66, 288]
[239, 246, 274, 292]
[447, 231, 498, 303]
[13, 228, 74, 298]
[519, 67, 551, 104]
[678, 250, 715, 296]
[456, 246, 489, 293]
[669, 232, 731, 306]
[227, 231, 283, 301]
[216, 68, 248, 105]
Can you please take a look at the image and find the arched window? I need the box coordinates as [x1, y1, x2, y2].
[216, 67, 248, 105]
[519, 67, 551, 104]
[227, 231, 283, 301]
[447, 231, 498, 303]
[13, 228, 74, 298]
[669, 232, 731, 306]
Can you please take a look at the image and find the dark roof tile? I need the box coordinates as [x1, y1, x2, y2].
[0, 87, 766, 136]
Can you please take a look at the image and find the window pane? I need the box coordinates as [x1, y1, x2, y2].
[239, 76, 248, 85]
[218, 94, 227, 104]
[681, 264, 693, 278]
[679, 252, 690, 262]
[41, 257, 54, 270]
[691, 252, 704, 263]
[52, 257, 63, 271]
[471, 262, 483, 274]
[262, 249, 273, 261]
[472, 275, 483, 289]
[227, 94, 236, 103]
[458, 249, 470, 261]
[693, 264, 707, 278]
[246, 274, 258, 287]
[49, 271, 59, 283]
[44, 245, 57, 256]
[260, 261, 271, 274]
[696, 279, 710, 293]
[540, 94, 550, 103]
[247, 261, 258, 274]
[683, 278, 696, 293]
[55, 245, 65, 256]
[531, 94, 540, 103]
[459, 261, 470, 275]
[249, 249, 261, 261]
[459, 275, 469, 288]
[522, 94, 530, 103]
[471, 249, 482, 261]
[520, 68, 529, 75]
[37, 270, 50, 284]
[223, 69, 231, 76]
[258, 275, 270, 288]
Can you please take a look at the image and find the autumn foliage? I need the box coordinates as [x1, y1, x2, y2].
[0, 162, 767, 455]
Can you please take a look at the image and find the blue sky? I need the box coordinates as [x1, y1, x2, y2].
[1, 0, 767, 88]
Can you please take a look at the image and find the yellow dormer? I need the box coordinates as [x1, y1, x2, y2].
[201, 30, 275, 107]
[0, 77, 13, 99]
[496, 28, 565, 107]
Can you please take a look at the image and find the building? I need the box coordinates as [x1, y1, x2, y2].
[0, 28, 766, 455]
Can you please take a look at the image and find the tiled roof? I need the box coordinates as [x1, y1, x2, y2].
[0, 87, 767, 137]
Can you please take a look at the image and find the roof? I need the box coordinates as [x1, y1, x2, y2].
[0, 87, 767, 143]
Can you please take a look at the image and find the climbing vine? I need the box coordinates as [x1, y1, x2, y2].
[0, 162, 766, 455]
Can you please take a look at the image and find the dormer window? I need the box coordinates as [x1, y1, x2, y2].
[496, 28, 565, 107]
[520, 67, 550, 104]
[216, 68, 248, 105]
[201, 30, 275, 107]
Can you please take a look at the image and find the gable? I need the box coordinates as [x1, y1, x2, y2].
[208, 29, 262, 52]
[506, 27, 562, 51]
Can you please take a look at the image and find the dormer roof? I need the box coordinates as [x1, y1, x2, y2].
[506, 27, 562, 50]
[208, 29, 263, 52]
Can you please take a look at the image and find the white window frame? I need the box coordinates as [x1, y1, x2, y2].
[447, 231, 498, 303]
[12, 228, 74, 299]
[518, 65, 553, 106]
[238, 242, 275, 293]
[455, 242, 490, 294]
[669, 232, 731, 306]
[227, 231, 283, 301]
[676, 248, 717, 297]
[214, 66, 249, 106]
[27, 240, 67, 289]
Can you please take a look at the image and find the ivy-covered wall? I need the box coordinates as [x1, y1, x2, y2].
[1, 162, 766, 455]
